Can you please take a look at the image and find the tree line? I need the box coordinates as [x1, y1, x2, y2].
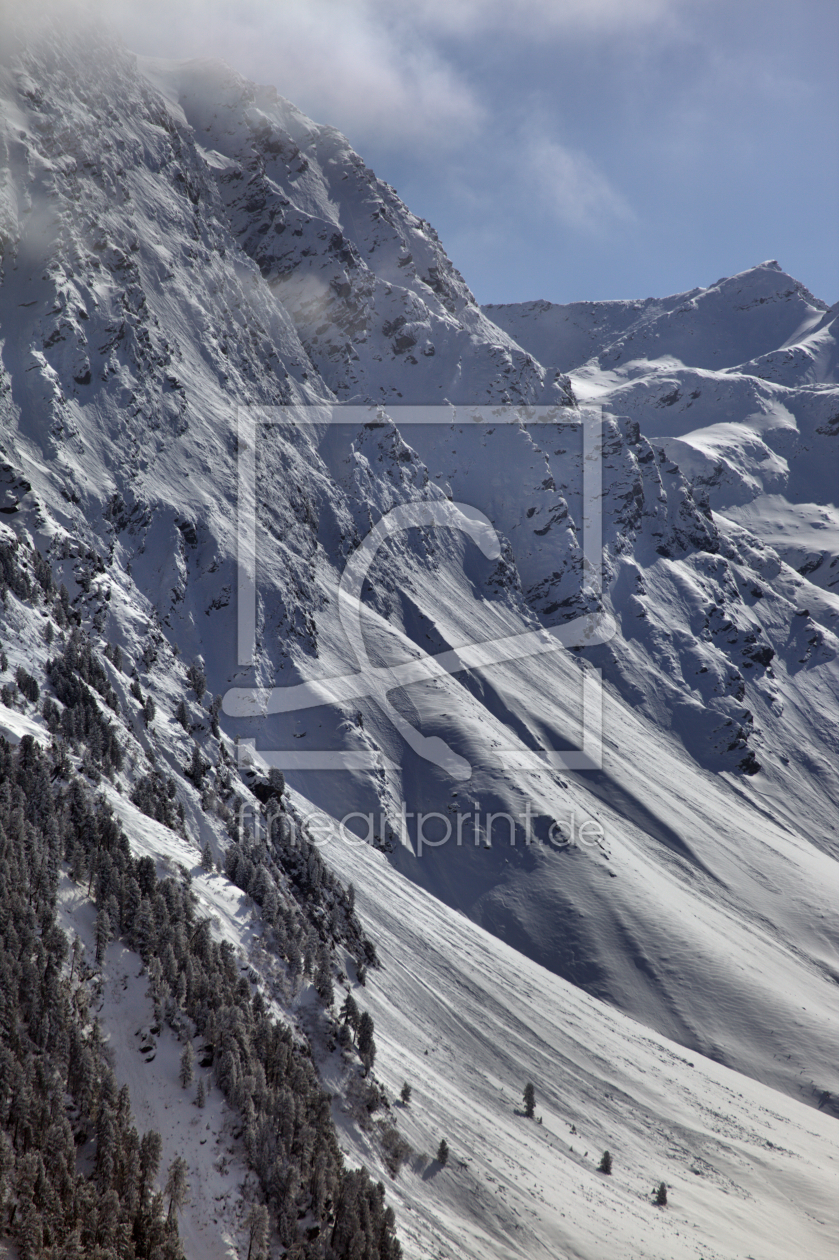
[0, 530, 403, 1258]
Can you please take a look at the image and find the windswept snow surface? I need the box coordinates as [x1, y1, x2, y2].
[314, 810, 839, 1260]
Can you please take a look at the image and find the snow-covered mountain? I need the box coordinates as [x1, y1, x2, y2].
[485, 266, 838, 587]
[0, 11, 837, 1259]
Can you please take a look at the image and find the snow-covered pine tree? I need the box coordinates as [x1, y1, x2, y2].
[340, 990, 360, 1034]
[165, 1155, 190, 1227]
[358, 1010, 376, 1072]
[179, 1042, 195, 1089]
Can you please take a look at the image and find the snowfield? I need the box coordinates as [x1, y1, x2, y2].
[317, 805, 839, 1260]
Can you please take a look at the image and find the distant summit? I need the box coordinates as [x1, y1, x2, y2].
[483, 261, 832, 374]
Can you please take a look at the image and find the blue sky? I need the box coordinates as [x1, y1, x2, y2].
[104, 0, 839, 305]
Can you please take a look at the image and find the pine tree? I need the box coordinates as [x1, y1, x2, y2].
[139, 1130, 162, 1206]
[186, 742, 207, 785]
[314, 951, 334, 1006]
[195, 1078, 206, 1109]
[201, 841, 214, 872]
[186, 661, 206, 701]
[175, 698, 189, 730]
[523, 1082, 535, 1119]
[245, 1202, 269, 1260]
[400, 1082, 411, 1106]
[598, 1150, 612, 1175]
[179, 1043, 195, 1089]
[95, 909, 111, 964]
[436, 1139, 449, 1168]
[357, 1011, 376, 1073]
[655, 1181, 667, 1206]
[340, 991, 359, 1034]
[69, 933, 83, 982]
[164, 1156, 189, 1227]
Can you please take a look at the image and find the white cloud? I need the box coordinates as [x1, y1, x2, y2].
[31, 0, 689, 158]
[76, 0, 484, 153]
[391, 0, 686, 38]
[22, 0, 637, 242]
[521, 132, 633, 232]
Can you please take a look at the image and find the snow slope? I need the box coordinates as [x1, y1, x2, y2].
[314, 805, 839, 1260]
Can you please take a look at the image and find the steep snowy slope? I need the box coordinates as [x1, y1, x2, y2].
[4, 579, 834, 1260]
[0, 516, 404, 1259]
[1, 29, 838, 1260]
[315, 806, 839, 1260]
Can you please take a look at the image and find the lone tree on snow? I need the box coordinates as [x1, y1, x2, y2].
[400, 1081, 412, 1106]
[523, 1082, 535, 1119]
[598, 1150, 612, 1175]
[436, 1138, 449, 1167]
[655, 1181, 668, 1206]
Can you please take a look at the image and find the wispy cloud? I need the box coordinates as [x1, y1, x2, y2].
[67, 0, 690, 155]
[521, 132, 634, 232]
[19, 0, 833, 306]
[14, 0, 647, 237]
[391, 0, 685, 38]
[79, 0, 484, 152]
